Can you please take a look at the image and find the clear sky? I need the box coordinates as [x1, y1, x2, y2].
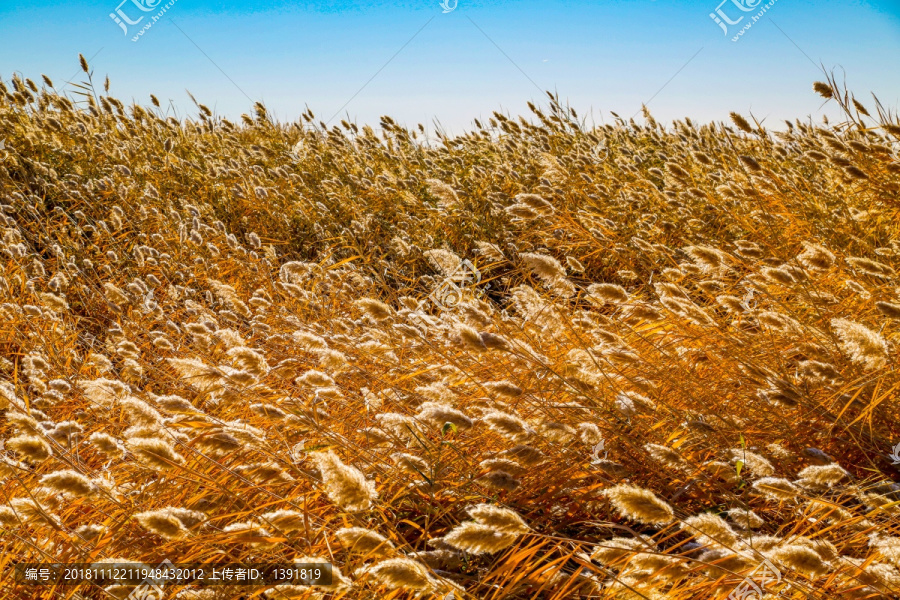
[1, 0, 899, 133]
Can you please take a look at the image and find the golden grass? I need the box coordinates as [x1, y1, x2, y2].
[0, 62, 898, 598]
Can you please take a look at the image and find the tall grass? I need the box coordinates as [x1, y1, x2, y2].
[0, 58, 898, 599]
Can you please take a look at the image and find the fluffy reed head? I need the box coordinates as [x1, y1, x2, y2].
[310, 450, 378, 511]
[126, 437, 184, 470]
[89, 432, 125, 459]
[681, 513, 737, 548]
[133, 508, 197, 540]
[586, 283, 629, 304]
[336, 527, 396, 557]
[830, 318, 889, 370]
[797, 464, 849, 488]
[441, 522, 520, 554]
[7, 435, 52, 462]
[602, 484, 674, 525]
[590, 536, 654, 565]
[466, 504, 530, 534]
[769, 544, 830, 578]
[39, 469, 97, 497]
[416, 402, 473, 430]
[359, 558, 434, 591]
[356, 298, 392, 320]
[752, 477, 801, 501]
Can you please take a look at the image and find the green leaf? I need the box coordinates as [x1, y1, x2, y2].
[442, 422, 457, 436]
[735, 459, 744, 479]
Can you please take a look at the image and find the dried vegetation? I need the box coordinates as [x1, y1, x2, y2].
[0, 60, 899, 598]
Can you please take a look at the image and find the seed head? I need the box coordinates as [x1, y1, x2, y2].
[602, 484, 674, 525]
[134, 508, 198, 540]
[259, 510, 305, 533]
[813, 81, 834, 99]
[89, 432, 125, 459]
[586, 283, 629, 304]
[797, 464, 849, 488]
[361, 558, 434, 591]
[295, 369, 335, 387]
[726, 508, 764, 529]
[681, 513, 737, 548]
[476, 470, 521, 491]
[442, 522, 520, 554]
[769, 544, 830, 578]
[39, 469, 96, 497]
[336, 527, 396, 557]
[831, 318, 888, 370]
[126, 437, 184, 471]
[356, 298, 392, 320]
[311, 451, 377, 511]
[876, 301, 900, 319]
[416, 402, 473, 430]
[752, 477, 801, 501]
[590, 536, 654, 565]
[730, 112, 754, 133]
[7, 435, 52, 462]
[466, 504, 530, 534]
[482, 411, 533, 441]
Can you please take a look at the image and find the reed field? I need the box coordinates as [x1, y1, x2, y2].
[0, 56, 899, 599]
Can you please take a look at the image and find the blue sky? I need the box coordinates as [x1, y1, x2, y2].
[1, 1, 899, 132]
